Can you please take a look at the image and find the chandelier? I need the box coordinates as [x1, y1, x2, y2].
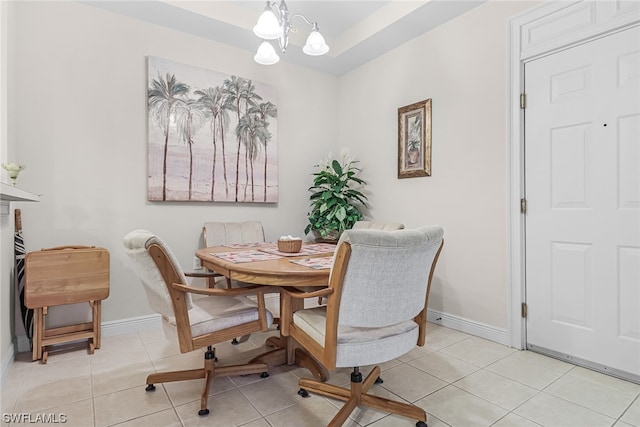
[253, 0, 330, 65]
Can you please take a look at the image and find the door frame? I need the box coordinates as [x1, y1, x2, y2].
[507, 0, 640, 349]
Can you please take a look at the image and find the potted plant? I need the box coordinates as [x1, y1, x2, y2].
[304, 152, 368, 241]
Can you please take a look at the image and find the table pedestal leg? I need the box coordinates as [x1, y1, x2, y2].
[250, 345, 328, 382]
[250, 294, 328, 382]
[293, 348, 328, 382]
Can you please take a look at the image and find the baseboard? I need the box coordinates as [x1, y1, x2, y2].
[1, 342, 15, 388]
[101, 313, 162, 337]
[427, 309, 510, 347]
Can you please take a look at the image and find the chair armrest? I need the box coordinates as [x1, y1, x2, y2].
[280, 286, 333, 299]
[171, 282, 271, 297]
[185, 271, 223, 278]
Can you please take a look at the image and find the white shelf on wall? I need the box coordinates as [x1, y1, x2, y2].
[0, 182, 40, 215]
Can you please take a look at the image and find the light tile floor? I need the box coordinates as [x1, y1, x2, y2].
[1, 323, 639, 426]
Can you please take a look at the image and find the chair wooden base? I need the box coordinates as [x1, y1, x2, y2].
[299, 366, 427, 427]
[146, 348, 269, 416]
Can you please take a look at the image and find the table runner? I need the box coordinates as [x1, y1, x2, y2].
[211, 250, 282, 263]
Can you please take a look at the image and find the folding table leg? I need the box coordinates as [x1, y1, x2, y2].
[32, 307, 47, 362]
[94, 300, 102, 349]
[31, 308, 42, 362]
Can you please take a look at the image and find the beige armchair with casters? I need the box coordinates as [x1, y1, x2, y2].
[123, 229, 274, 417]
[202, 221, 266, 288]
[280, 226, 444, 427]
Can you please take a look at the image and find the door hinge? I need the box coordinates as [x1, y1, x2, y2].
[520, 93, 526, 109]
[521, 302, 527, 318]
[520, 198, 527, 214]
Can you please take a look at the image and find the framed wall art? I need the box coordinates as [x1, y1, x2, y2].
[397, 99, 431, 178]
[147, 56, 278, 203]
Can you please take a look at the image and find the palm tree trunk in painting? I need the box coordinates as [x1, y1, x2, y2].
[250, 158, 255, 202]
[219, 116, 229, 199]
[244, 142, 249, 201]
[234, 98, 243, 203]
[234, 136, 241, 202]
[188, 139, 194, 200]
[210, 121, 217, 201]
[234, 115, 242, 203]
[263, 148, 268, 202]
[162, 117, 170, 201]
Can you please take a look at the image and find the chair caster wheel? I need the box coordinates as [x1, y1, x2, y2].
[375, 377, 383, 384]
[198, 409, 209, 416]
[298, 388, 310, 398]
[260, 372, 270, 378]
[231, 338, 239, 345]
[145, 384, 155, 391]
[416, 421, 427, 427]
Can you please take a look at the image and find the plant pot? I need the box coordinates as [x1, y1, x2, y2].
[312, 229, 341, 243]
[408, 148, 419, 165]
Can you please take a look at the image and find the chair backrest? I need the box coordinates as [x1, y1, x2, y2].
[123, 229, 192, 319]
[202, 221, 265, 247]
[352, 221, 405, 231]
[330, 226, 443, 328]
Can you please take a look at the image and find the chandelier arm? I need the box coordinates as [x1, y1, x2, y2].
[270, 1, 281, 15]
[289, 14, 315, 28]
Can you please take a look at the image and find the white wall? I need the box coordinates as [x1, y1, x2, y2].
[1, 1, 339, 364]
[339, 0, 539, 330]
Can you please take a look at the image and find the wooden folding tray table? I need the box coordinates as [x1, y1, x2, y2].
[24, 245, 110, 363]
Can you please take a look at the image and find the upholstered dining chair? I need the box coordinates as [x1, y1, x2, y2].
[123, 229, 274, 417]
[280, 226, 444, 427]
[202, 221, 266, 288]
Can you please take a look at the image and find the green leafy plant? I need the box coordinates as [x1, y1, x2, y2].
[304, 153, 368, 239]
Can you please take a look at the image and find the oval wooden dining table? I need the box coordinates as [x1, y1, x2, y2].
[195, 244, 334, 381]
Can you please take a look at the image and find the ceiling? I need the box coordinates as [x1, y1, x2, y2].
[85, 0, 486, 75]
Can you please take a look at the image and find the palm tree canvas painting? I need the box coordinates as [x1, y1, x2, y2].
[147, 56, 278, 202]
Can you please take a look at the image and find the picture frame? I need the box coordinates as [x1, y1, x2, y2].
[398, 99, 431, 178]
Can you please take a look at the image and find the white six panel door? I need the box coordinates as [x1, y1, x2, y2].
[525, 26, 640, 378]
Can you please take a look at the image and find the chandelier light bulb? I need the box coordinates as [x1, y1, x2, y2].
[253, 8, 282, 40]
[254, 40, 280, 65]
[303, 28, 329, 56]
